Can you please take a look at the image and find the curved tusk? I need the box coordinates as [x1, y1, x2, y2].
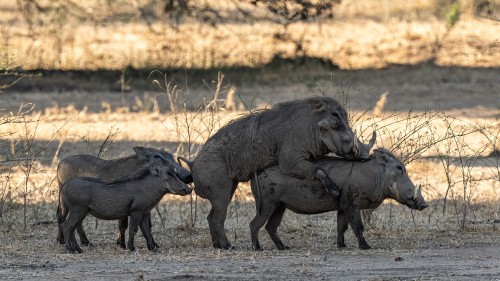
[352, 129, 359, 156]
[366, 131, 377, 151]
[413, 184, 419, 200]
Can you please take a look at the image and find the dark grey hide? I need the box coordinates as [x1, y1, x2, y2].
[191, 96, 375, 249]
[58, 162, 191, 253]
[56, 146, 192, 249]
[250, 148, 428, 251]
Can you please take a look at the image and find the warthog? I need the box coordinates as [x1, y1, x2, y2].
[56, 146, 192, 249]
[191, 96, 375, 249]
[250, 148, 428, 251]
[59, 161, 192, 253]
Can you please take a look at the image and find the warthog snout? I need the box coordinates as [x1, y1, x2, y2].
[404, 184, 428, 211]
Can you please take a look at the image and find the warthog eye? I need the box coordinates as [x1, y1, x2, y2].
[396, 165, 404, 174]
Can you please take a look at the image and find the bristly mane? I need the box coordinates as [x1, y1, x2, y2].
[105, 166, 151, 185]
[214, 96, 343, 136]
[99, 154, 141, 170]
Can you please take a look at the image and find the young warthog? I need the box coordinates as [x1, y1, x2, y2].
[56, 146, 192, 249]
[192, 96, 375, 249]
[250, 148, 428, 251]
[59, 162, 192, 253]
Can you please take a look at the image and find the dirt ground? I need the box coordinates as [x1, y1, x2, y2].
[1, 203, 499, 281]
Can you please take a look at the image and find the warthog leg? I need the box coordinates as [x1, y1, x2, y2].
[337, 210, 349, 248]
[117, 218, 128, 249]
[139, 214, 159, 251]
[62, 208, 86, 253]
[76, 222, 92, 246]
[127, 212, 144, 252]
[206, 180, 238, 250]
[209, 201, 234, 250]
[249, 203, 277, 251]
[56, 204, 67, 245]
[315, 169, 340, 198]
[344, 206, 371, 250]
[265, 204, 289, 250]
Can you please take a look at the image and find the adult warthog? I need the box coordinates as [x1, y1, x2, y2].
[190, 96, 375, 249]
[56, 146, 192, 249]
[59, 161, 192, 253]
[250, 148, 428, 251]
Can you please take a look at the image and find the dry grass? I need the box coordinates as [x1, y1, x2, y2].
[1, 0, 499, 70]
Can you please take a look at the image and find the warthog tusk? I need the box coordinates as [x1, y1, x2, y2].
[413, 184, 419, 200]
[352, 129, 360, 156]
[366, 131, 376, 151]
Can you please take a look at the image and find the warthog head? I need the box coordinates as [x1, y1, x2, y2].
[133, 146, 193, 184]
[312, 97, 375, 160]
[375, 148, 428, 211]
[148, 162, 192, 195]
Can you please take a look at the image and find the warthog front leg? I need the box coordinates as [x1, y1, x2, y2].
[344, 206, 370, 250]
[337, 210, 349, 248]
[76, 222, 92, 246]
[315, 169, 340, 198]
[265, 204, 289, 250]
[127, 212, 143, 251]
[139, 214, 159, 251]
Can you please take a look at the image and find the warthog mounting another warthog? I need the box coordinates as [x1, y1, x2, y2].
[58, 161, 192, 253]
[250, 148, 428, 251]
[56, 146, 192, 249]
[191, 96, 375, 249]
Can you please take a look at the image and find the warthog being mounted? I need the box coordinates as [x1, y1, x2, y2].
[191, 96, 375, 249]
[250, 148, 428, 251]
[59, 161, 192, 253]
[56, 146, 192, 249]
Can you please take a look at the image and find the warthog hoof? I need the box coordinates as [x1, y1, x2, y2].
[359, 243, 371, 250]
[57, 236, 65, 245]
[147, 241, 160, 251]
[212, 242, 235, 250]
[81, 239, 93, 247]
[117, 239, 126, 249]
[252, 244, 263, 251]
[278, 245, 290, 251]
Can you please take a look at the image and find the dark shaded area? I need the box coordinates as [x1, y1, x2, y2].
[1, 58, 499, 117]
[0, 139, 186, 167]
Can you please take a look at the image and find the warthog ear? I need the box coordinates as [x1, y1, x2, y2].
[149, 165, 161, 176]
[317, 119, 331, 130]
[309, 97, 327, 112]
[133, 146, 153, 161]
[375, 153, 389, 166]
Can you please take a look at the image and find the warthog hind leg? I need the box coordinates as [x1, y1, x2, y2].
[265, 204, 289, 250]
[345, 206, 371, 250]
[249, 204, 275, 251]
[62, 208, 87, 253]
[117, 218, 128, 249]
